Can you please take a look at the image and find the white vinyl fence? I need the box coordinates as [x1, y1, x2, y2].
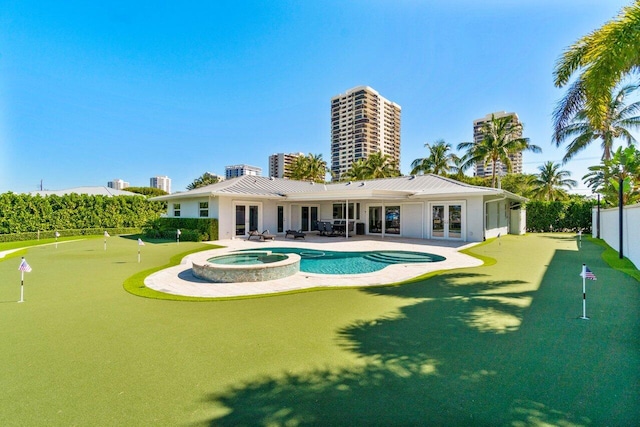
[592, 203, 640, 268]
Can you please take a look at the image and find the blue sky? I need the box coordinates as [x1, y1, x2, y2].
[0, 0, 634, 194]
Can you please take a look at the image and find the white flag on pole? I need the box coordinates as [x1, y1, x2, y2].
[104, 231, 110, 238]
[55, 231, 60, 238]
[138, 238, 145, 246]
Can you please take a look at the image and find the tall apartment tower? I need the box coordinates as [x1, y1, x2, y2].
[225, 164, 262, 179]
[331, 86, 401, 181]
[150, 175, 171, 193]
[268, 152, 305, 178]
[107, 179, 129, 190]
[473, 111, 524, 177]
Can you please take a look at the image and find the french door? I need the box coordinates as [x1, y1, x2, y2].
[300, 206, 319, 232]
[430, 202, 464, 240]
[235, 203, 260, 236]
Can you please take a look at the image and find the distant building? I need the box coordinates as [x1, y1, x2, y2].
[331, 86, 401, 181]
[150, 175, 171, 193]
[473, 111, 524, 177]
[107, 179, 129, 190]
[269, 152, 305, 178]
[225, 164, 262, 179]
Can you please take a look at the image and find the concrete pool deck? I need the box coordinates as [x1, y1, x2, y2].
[144, 236, 485, 298]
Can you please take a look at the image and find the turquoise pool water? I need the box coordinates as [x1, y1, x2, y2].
[238, 248, 445, 275]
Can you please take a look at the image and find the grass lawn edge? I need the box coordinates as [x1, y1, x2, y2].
[124, 239, 498, 302]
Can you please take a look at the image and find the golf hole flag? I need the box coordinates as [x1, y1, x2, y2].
[137, 238, 145, 263]
[581, 265, 597, 280]
[18, 257, 31, 303]
[578, 264, 597, 319]
[19, 258, 32, 273]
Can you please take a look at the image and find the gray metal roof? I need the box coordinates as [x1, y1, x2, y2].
[151, 175, 526, 202]
[29, 186, 142, 197]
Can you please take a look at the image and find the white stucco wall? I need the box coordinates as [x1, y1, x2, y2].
[593, 203, 640, 268]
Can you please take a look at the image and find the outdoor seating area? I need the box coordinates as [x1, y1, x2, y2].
[316, 220, 355, 237]
[247, 230, 276, 241]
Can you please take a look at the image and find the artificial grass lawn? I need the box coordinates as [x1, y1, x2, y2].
[0, 234, 637, 425]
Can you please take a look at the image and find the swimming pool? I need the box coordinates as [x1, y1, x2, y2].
[239, 247, 445, 275]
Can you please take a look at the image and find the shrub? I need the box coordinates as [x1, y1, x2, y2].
[143, 218, 218, 242]
[526, 200, 595, 232]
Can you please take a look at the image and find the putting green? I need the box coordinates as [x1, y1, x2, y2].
[0, 234, 637, 426]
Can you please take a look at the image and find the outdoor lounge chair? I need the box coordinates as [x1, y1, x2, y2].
[247, 230, 276, 241]
[285, 229, 306, 239]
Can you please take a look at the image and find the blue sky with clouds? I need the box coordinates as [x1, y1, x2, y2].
[0, 1, 634, 193]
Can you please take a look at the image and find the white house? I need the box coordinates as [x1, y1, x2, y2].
[151, 174, 527, 242]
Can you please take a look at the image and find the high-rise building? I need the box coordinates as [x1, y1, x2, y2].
[107, 179, 129, 190]
[150, 175, 171, 193]
[269, 152, 305, 178]
[225, 164, 262, 179]
[331, 86, 401, 181]
[473, 111, 524, 178]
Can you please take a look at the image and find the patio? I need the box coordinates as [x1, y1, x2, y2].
[144, 235, 484, 298]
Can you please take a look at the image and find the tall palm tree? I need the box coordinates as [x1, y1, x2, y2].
[457, 114, 541, 188]
[365, 151, 400, 179]
[553, 83, 640, 162]
[531, 162, 577, 201]
[287, 153, 327, 182]
[410, 140, 458, 176]
[342, 159, 370, 180]
[554, 1, 640, 131]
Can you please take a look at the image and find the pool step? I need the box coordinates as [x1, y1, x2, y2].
[363, 252, 434, 264]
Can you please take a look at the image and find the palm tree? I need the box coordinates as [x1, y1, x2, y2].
[342, 159, 370, 180]
[186, 172, 221, 190]
[457, 114, 541, 188]
[531, 162, 577, 201]
[553, 83, 640, 162]
[554, 2, 640, 131]
[287, 153, 327, 182]
[364, 151, 400, 179]
[584, 146, 640, 206]
[410, 140, 458, 176]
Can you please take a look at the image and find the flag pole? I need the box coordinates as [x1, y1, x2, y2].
[580, 263, 588, 320]
[578, 230, 582, 249]
[18, 269, 24, 303]
[138, 247, 141, 263]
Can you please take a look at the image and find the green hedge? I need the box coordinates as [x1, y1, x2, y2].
[143, 218, 218, 242]
[0, 192, 166, 234]
[526, 200, 595, 232]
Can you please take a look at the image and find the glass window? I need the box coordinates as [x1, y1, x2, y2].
[333, 203, 360, 220]
[199, 202, 209, 218]
[235, 205, 246, 235]
[277, 206, 284, 233]
[173, 203, 181, 217]
[385, 206, 400, 234]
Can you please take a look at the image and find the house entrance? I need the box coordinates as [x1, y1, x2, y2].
[430, 202, 464, 240]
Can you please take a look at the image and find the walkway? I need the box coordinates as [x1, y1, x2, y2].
[145, 235, 484, 298]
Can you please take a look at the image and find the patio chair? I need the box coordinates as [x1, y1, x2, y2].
[285, 229, 306, 239]
[247, 230, 276, 241]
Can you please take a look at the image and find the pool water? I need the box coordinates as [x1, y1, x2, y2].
[238, 248, 445, 275]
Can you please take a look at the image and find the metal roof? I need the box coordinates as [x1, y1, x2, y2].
[151, 175, 527, 202]
[29, 186, 142, 197]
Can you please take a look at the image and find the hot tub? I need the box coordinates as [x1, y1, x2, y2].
[191, 251, 301, 283]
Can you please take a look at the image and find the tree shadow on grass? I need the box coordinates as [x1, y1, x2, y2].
[202, 244, 639, 426]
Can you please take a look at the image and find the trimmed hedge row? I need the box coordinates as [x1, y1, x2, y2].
[0, 228, 142, 243]
[143, 218, 218, 242]
[526, 200, 596, 232]
[0, 192, 166, 234]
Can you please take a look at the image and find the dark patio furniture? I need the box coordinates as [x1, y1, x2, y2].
[285, 229, 306, 239]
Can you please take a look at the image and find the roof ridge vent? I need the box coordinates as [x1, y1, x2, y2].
[409, 175, 416, 180]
